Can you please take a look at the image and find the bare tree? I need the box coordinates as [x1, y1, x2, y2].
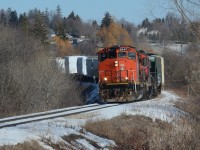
[167, 0, 200, 97]
[0, 26, 82, 118]
[172, 0, 200, 40]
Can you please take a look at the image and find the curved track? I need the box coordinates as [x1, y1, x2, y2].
[0, 103, 119, 129]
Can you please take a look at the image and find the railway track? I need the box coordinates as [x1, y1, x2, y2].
[0, 103, 119, 129]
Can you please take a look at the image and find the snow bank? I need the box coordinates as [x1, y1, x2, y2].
[0, 117, 116, 149]
[0, 91, 187, 149]
[82, 91, 187, 123]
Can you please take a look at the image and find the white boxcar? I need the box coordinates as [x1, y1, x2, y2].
[77, 56, 98, 78]
[87, 57, 98, 77]
[77, 57, 87, 75]
[65, 56, 86, 74]
[65, 56, 98, 79]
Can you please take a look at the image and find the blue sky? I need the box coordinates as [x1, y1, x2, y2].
[0, 0, 170, 25]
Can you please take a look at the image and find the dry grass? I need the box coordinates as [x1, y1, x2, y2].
[0, 141, 45, 150]
[176, 99, 200, 120]
[62, 134, 101, 149]
[84, 114, 200, 150]
[174, 87, 200, 118]
[40, 136, 76, 150]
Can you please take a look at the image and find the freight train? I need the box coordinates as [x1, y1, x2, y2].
[97, 45, 164, 103]
[62, 45, 164, 103]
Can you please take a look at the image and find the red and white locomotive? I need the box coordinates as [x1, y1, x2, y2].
[98, 45, 164, 102]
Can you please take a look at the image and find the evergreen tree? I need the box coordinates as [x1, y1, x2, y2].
[64, 11, 82, 37]
[44, 8, 50, 27]
[67, 11, 76, 20]
[0, 9, 6, 25]
[6, 8, 12, 25]
[162, 18, 165, 23]
[51, 5, 66, 38]
[36, 13, 48, 41]
[18, 13, 29, 32]
[56, 5, 62, 18]
[76, 15, 81, 22]
[9, 11, 18, 26]
[101, 12, 113, 28]
[141, 18, 151, 29]
[92, 20, 98, 26]
[30, 10, 48, 42]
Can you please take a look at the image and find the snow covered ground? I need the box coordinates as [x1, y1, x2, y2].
[0, 91, 187, 149]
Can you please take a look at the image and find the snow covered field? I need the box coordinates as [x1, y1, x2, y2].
[0, 91, 187, 149]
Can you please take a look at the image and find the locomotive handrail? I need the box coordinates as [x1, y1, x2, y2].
[150, 72, 159, 84]
[131, 70, 137, 93]
[140, 72, 147, 81]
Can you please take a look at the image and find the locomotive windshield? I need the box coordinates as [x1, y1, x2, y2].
[128, 52, 136, 60]
[99, 50, 117, 61]
[118, 52, 127, 58]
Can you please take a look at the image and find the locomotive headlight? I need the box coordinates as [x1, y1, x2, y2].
[125, 77, 128, 80]
[115, 61, 118, 66]
[104, 77, 107, 81]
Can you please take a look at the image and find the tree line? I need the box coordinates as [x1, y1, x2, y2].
[1, 5, 197, 54]
[138, 13, 195, 44]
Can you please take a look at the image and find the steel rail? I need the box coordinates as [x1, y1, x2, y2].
[0, 104, 99, 124]
[0, 104, 119, 129]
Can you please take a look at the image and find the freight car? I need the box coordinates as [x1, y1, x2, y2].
[97, 45, 164, 102]
[64, 56, 98, 82]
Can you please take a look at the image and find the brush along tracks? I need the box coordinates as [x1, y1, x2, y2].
[0, 103, 119, 129]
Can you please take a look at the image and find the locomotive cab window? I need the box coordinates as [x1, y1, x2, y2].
[118, 52, 127, 58]
[108, 50, 117, 59]
[128, 52, 136, 60]
[99, 52, 107, 62]
[142, 58, 148, 66]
